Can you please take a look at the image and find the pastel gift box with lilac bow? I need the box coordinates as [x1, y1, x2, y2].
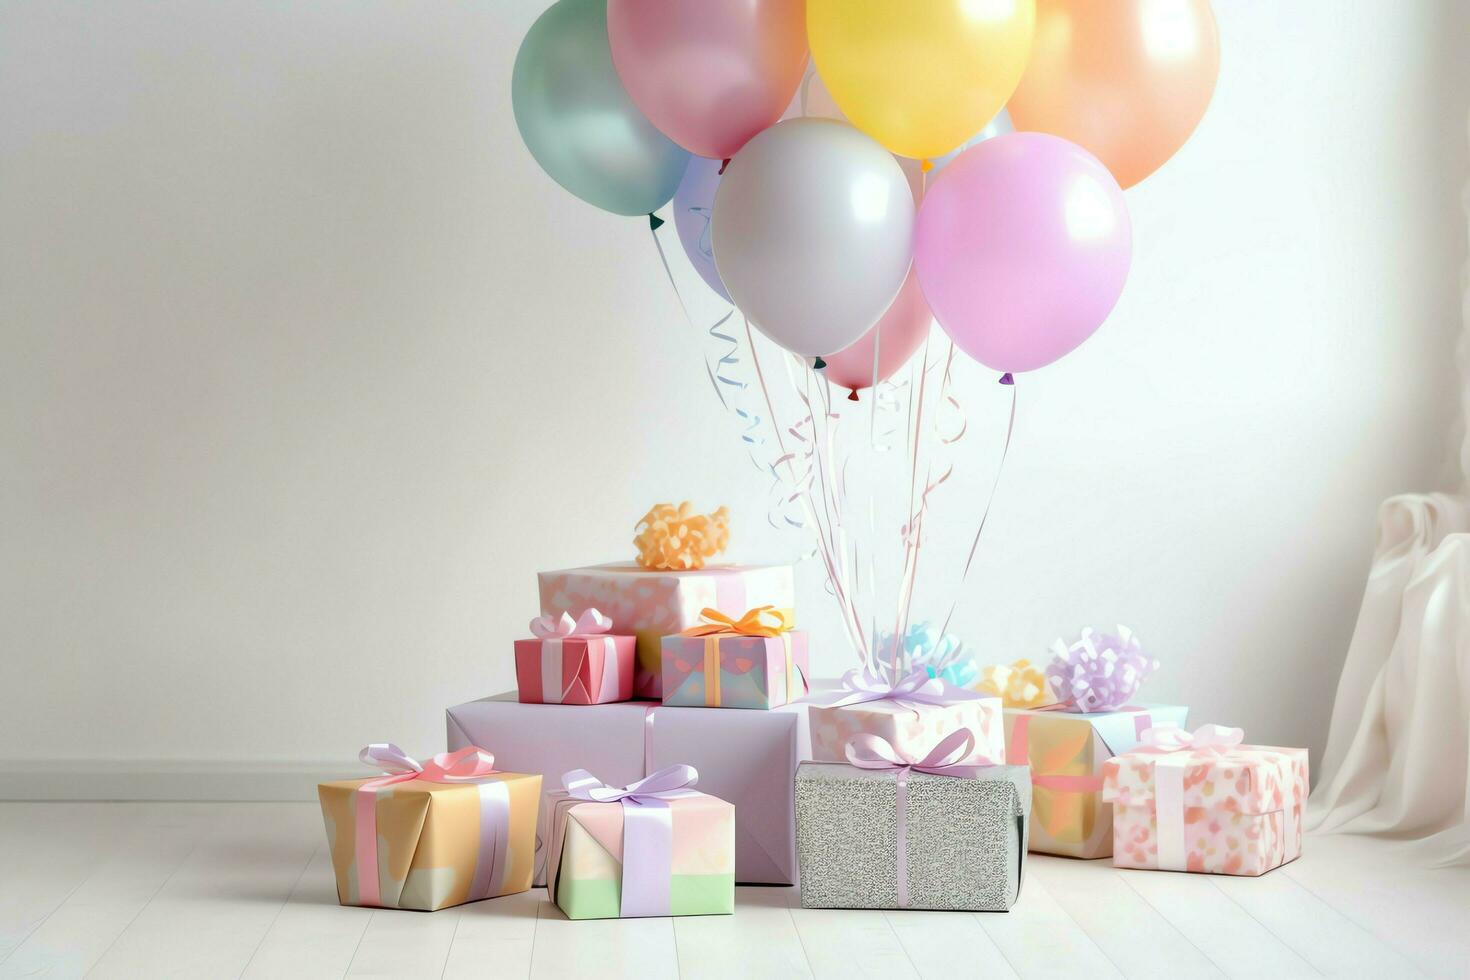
[660, 606, 809, 709]
[545, 765, 734, 920]
[807, 668, 1005, 766]
[317, 744, 540, 911]
[447, 691, 810, 886]
[514, 609, 635, 705]
[1102, 725, 1308, 876]
[537, 563, 795, 698]
[983, 628, 1189, 859]
[795, 731, 1030, 911]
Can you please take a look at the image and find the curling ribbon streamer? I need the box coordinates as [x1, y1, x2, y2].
[843, 730, 987, 908]
[679, 607, 801, 706]
[1135, 725, 1257, 871]
[647, 215, 798, 536]
[353, 744, 509, 908]
[704, 309, 763, 451]
[529, 609, 619, 704]
[561, 765, 702, 917]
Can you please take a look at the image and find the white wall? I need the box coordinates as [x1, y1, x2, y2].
[2, 2, 1467, 789]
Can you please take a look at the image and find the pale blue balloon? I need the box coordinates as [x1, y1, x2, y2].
[512, 0, 688, 217]
[672, 156, 731, 302]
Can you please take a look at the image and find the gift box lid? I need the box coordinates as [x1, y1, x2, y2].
[540, 561, 792, 579]
[1004, 703, 1190, 761]
[1100, 744, 1307, 816]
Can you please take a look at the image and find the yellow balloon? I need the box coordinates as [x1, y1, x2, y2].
[807, 0, 1035, 161]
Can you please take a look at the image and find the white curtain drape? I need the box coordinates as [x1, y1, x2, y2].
[1305, 125, 1470, 866]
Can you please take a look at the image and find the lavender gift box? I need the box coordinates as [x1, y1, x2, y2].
[446, 692, 812, 885]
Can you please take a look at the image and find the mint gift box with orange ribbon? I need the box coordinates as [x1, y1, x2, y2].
[659, 606, 810, 709]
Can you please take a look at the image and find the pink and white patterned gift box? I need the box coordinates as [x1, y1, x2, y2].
[1101, 724, 1308, 876]
[808, 669, 1005, 767]
[538, 563, 794, 699]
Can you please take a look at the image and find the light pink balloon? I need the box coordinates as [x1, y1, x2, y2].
[822, 269, 932, 400]
[607, 0, 808, 161]
[915, 133, 1132, 375]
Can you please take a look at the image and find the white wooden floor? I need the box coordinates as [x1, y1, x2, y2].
[1, 803, 1466, 979]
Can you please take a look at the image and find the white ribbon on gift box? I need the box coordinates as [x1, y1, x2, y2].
[531, 609, 619, 704]
[1140, 724, 1298, 872]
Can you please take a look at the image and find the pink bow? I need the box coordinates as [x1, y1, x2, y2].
[1139, 724, 1244, 754]
[358, 742, 499, 784]
[530, 608, 612, 639]
[353, 743, 506, 909]
[819, 666, 988, 711]
[558, 765, 701, 918]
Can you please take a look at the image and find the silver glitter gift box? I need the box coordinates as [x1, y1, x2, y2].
[794, 760, 1031, 911]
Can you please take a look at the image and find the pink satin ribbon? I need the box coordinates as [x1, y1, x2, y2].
[353, 743, 509, 908]
[844, 730, 986, 908]
[561, 765, 702, 917]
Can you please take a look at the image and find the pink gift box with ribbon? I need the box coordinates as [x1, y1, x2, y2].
[514, 609, 635, 705]
[538, 563, 795, 698]
[1101, 724, 1309, 876]
[808, 668, 1005, 766]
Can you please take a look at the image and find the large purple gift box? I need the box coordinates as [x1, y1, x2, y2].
[446, 692, 811, 885]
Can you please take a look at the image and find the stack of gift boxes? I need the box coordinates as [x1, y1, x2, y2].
[317, 505, 1311, 919]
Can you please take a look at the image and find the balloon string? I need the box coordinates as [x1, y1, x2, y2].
[937, 376, 1018, 639]
[792, 354, 869, 661]
[646, 216, 694, 331]
[888, 331, 935, 680]
[746, 318, 861, 650]
[653, 216, 803, 536]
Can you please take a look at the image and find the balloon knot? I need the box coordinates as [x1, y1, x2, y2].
[718, 158, 730, 175]
[999, 372, 1014, 386]
[847, 389, 860, 402]
[920, 159, 934, 173]
[647, 213, 665, 231]
[812, 356, 827, 370]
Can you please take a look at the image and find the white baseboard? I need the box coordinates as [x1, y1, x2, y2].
[0, 759, 353, 801]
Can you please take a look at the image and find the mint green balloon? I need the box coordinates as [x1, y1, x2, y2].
[513, 0, 689, 217]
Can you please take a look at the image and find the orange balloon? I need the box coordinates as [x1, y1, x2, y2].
[1008, 0, 1219, 189]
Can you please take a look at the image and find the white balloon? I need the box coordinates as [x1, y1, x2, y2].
[712, 118, 915, 357]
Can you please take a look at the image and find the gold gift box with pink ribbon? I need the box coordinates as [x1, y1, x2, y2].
[317, 744, 540, 911]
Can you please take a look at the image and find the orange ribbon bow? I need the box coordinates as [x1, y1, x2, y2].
[681, 606, 791, 639]
[679, 607, 797, 707]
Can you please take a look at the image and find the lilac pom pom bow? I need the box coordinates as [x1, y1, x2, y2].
[1045, 626, 1158, 713]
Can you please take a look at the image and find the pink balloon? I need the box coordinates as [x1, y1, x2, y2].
[914, 133, 1132, 375]
[607, 0, 808, 161]
[822, 269, 932, 400]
